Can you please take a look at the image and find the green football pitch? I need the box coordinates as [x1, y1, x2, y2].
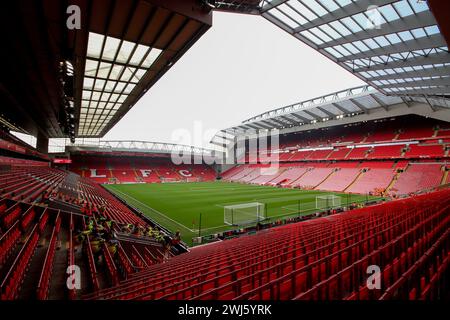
[105, 182, 379, 245]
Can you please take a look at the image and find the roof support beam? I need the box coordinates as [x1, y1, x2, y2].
[270, 118, 290, 127]
[289, 112, 309, 123]
[369, 93, 389, 111]
[392, 87, 450, 96]
[261, 8, 295, 35]
[261, 119, 282, 128]
[353, 51, 450, 72]
[349, 98, 369, 113]
[245, 123, 263, 130]
[252, 121, 274, 130]
[238, 125, 253, 131]
[234, 126, 248, 134]
[214, 1, 262, 14]
[235, 126, 251, 133]
[400, 96, 412, 107]
[316, 106, 336, 118]
[220, 129, 234, 136]
[217, 131, 235, 141]
[338, 34, 446, 62]
[292, 0, 398, 33]
[302, 109, 322, 121]
[331, 102, 350, 114]
[280, 115, 299, 125]
[261, 0, 289, 13]
[224, 128, 238, 135]
[424, 95, 438, 111]
[211, 139, 229, 148]
[377, 77, 450, 89]
[369, 65, 450, 81]
[219, 135, 235, 142]
[318, 11, 436, 49]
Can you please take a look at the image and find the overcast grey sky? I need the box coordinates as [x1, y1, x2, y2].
[101, 12, 365, 149]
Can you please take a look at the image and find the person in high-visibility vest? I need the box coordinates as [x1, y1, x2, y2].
[146, 226, 153, 237]
[171, 231, 181, 246]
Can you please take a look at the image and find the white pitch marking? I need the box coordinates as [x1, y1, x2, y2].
[109, 187, 196, 233]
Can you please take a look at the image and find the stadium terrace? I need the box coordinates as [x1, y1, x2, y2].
[0, 0, 449, 305]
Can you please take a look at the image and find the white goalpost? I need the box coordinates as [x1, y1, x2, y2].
[316, 195, 341, 210]
[224, 202, 266, 226]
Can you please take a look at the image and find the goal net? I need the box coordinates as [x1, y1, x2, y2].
[224, 202, 265, 226]
[316, 195, 341, 210]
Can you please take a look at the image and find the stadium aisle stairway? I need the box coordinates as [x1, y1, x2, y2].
[0, 198, 169, 300]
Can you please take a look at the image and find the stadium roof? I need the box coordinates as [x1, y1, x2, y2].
[69, 1, 212, 140]
[1, 0, 212, 141]
[212, 84, 450, 146]
[214, 1, 263, 14]
[257, 0, 449, 97]
[2, 0, 449, 146]
[211, 0, 450, 146]
[214, 0, 450, 98]
[66, 140, 217, 157]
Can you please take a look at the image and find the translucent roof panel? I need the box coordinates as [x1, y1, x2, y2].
[336, 99, 361, 113]
[261, 0, 449, 97]
[226, 85, 444, 133]
[79, 32, 162, 136]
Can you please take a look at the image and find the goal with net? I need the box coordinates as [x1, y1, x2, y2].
[316, 194, 341, 210]
[224, 202, 265, 226]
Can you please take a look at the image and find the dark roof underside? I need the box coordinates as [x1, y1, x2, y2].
[0, 0, 212, 140]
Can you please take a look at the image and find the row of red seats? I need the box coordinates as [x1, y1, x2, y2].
[1, 203, 22, 230]
[193, 192, 449, 300]
[117, 243, 135, 279]
[103, 243, 120, 286]
[0, 155, 49, 167]
[272, 143, 447, 162]
[0, 185, 170, 300]
[75, 166, 216, 184]
[76, 177, 146, 226]
[316, 168, 360, 192]
[0, 202, 40, 265]
[276, 116, 446, 151]
[85, 235, 100, 292]
[84, 188, 449, 300]
[70, 155, 216, 184]
[295, 206, 448, 300]
[223, 160, 446, 195]
[0, 220, 21, 265]
[0, 223, 41, 299]
[130, 245, 148, 269]
[36, 213, 61, 300]
[346, 169, 394, 194]
[0, 167, 66, 203]
[407, 145, 446, 158]
[391, 164, 444, 195]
